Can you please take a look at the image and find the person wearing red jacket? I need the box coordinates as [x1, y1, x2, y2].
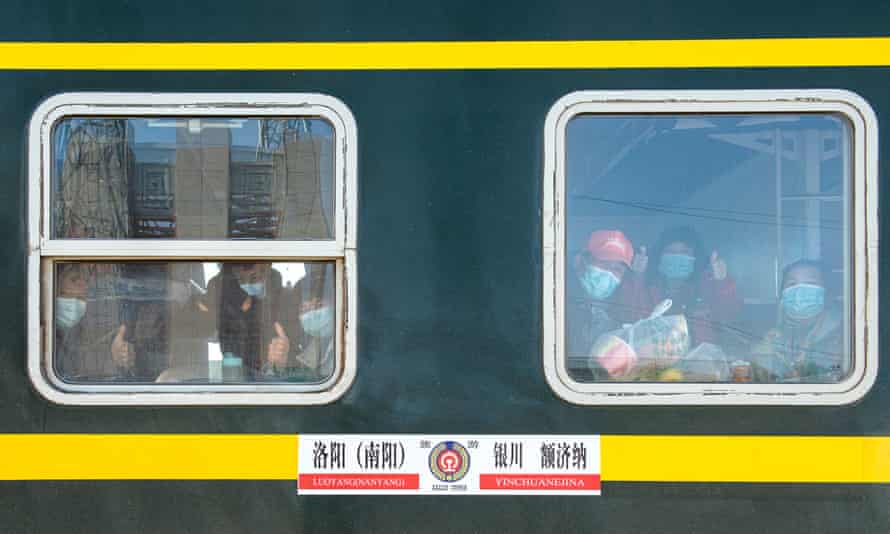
[613, 226, 742, 347]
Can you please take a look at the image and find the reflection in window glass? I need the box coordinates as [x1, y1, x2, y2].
[51, 117, 335, 239]
[53, 261, 336, 384]
[565, 114, 850, 384]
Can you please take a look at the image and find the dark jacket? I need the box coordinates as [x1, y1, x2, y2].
[198, 266, 300, 375]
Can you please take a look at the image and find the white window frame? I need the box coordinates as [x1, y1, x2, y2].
[543, 89, 878, 405]
[27, 92, 358, 405]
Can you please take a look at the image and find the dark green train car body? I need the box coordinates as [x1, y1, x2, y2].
[1, 1, 890, 532]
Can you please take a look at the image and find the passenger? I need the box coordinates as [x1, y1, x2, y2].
[615, 226, 741, 346]
[751, 260, 845, 382]
[196, 263, 297, 379]
[565, 230, 634, 373]
[54, 264, 132, 379]
[115, 264, 172, 380]
[292, 265, 336, 380]
[55, 264, 96, 378]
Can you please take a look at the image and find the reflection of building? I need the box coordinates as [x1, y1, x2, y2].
[266, 133, 333, 240]
[132, 162, 175, 238]
[58, 118, 333, 240]
[230, 160, 277, 238]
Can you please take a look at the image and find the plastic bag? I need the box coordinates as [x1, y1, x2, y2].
[674, 342, 731, 382]
[589, 299, 690, 379]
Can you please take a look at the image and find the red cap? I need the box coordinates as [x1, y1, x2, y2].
[586, 230, 634, 267]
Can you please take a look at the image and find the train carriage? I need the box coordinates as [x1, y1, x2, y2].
[0, 1, 889, 532]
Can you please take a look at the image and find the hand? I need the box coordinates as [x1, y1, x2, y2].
[267, 321, 290, 367]
[710, 250, 727, 281]
[630, 245, 648, 273]
[111, 325, 135, 369]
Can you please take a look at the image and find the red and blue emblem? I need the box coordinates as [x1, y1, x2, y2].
[428, 441, 470, 482]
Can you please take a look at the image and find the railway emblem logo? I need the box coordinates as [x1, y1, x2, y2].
[428, 441, 470, 482]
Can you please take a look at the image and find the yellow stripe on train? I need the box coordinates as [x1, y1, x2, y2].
[0, 434, 297, 480]
[1, 37, 890, 70]
[0, 434, 888, 482]
[600, 436, 890, 483]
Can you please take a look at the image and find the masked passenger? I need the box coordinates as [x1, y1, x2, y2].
[54, 264, 94, 378]
[195, 263, 297, 379]
[565, 230, 634, 377]
[54, 264, 141, 380]
[292, 264, 336, 381]
[751, 260, 845, 382]
[615, 226, 741, 346]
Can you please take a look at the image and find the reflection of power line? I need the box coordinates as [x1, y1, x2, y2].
[596, 198, 843, 226]
[576, 196, 843, 231]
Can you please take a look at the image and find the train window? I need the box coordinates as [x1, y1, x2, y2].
[50, 117, 335, 240]
[543, 90, 878, 405]
[28, 93, 358, 405]
[52, 261, 335, 385]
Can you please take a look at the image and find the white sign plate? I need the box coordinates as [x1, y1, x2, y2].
[297, 435, 600, 495]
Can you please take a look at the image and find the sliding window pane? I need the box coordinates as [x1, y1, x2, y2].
[51, 117, 335, 240]
[53, 261, 336, 385]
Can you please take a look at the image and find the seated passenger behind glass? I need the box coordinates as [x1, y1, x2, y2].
[293, 265, 336, 381]
[54, 264, 139, 380]
[115, 264, 173, 380]
[751, 260, 845, 382]
[195, 263, 296, 378]
[615, 226, 741, 346]
[55, 264, 101, 378]
[565, 230, 634, 366]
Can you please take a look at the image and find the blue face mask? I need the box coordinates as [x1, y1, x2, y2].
[56, 297, 87, 329]
[782, 283, 825, 321]
[300, 306, 334, 339]
[658, 253, 696, 280]
[240, 282, 266, 298]
[580, 265, 621, 301]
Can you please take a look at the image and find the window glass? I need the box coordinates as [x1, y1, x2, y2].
[53, 261, 336, 385]
[51, 117, 335, 240]
[564, 113, 851, 384]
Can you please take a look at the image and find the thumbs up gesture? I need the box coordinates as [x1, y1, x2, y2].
[710, 250, 728, 281]
[631, 245, 649, 273]
[111, 324, 135, 369]
[267, 321, 290, 367]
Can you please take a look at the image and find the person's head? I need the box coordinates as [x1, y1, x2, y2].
[56, 264, 88, 329]
[58, 264, 88, 299]
[299, 266, 335, 339]
[780, 260, 826, 323]
[232, 263, 268, 297]
[578, 230, 633, 301]
[651, 226, 705, 284]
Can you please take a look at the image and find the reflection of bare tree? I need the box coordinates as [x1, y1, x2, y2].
[259, 118, 313, 154]
[56, 119, 132, 238]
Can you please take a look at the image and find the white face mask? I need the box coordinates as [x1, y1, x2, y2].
[239, 282, 266, 298]
[56, 298, 87, 329]
[300, 306, 334, 339]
